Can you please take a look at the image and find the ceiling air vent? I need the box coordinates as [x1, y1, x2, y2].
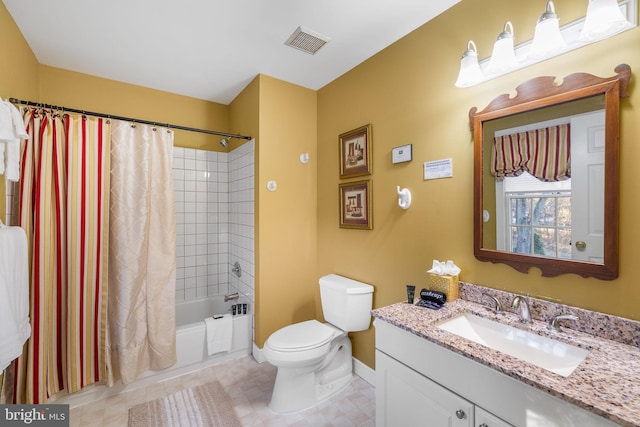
[284, 26, 330, 55]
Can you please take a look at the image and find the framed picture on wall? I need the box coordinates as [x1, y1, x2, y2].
[339, 124, 372, 178]
[339, 180, 372, 230]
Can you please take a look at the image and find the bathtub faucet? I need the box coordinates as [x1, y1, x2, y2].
[232, 261, 242, 278]
[225, 292, 239, 302]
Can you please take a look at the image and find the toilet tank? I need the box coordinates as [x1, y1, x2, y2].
[319, 274, 374, 332]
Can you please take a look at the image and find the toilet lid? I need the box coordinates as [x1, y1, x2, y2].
[267, 320, 336, 351]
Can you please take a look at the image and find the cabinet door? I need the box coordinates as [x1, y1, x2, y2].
[376, 350, 473, 427]
[475, 407, 514, 427]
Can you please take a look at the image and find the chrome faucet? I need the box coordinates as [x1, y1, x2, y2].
[482, 292, 504, 314]
[548, 314, 579, 332]
[511, 295, 532, 323]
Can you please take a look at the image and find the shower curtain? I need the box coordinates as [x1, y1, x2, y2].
[13, 109, 111, 403]
[107, 120, 176, 385]
[8, 110, 176, 402]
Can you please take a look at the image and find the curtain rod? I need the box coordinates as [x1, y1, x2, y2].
[8, 97, 253, 141]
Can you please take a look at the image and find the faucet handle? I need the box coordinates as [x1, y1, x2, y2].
[548, 314, 579, 332]
[482, 292, 504, 314]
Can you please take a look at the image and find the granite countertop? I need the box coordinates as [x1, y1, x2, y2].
[372, 284, 640, 427]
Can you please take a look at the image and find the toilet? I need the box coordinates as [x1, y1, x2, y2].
[263, 274, 374, 413]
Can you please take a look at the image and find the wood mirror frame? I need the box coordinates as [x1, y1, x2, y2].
[469, 64, 631, 280]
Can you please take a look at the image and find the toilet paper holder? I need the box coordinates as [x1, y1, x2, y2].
[397, 186, 411, 210]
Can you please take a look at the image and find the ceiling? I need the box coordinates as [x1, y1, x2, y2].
[3, 0, 460, 105]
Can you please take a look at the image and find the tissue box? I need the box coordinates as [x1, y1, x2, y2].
[428, 274, 459, 302]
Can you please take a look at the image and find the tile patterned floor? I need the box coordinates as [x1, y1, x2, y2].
[69, 356, 375, 426]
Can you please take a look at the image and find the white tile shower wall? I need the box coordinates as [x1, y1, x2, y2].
[173, 143, 255, 304]
[228, 140, 255, 305]
[174, 146, 228, 302]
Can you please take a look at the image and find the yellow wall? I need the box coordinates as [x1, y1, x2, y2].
[229, 78, 260, 152]
[229, 75, 319, 347]
[0, 2, 39, 102]
[39, 66, 231, 151]
[317, 0, 640, 368]
[0, 1, 39, 220]
[253, 75, 318, 346]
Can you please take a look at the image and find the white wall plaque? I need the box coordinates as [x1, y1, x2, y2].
[424, 158, 453, 180]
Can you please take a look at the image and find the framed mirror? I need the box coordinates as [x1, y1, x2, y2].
[470, 65, 631, 280]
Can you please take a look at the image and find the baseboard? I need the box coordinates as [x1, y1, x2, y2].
[252, 341, 266, 363]
[353, 357, 375, 386]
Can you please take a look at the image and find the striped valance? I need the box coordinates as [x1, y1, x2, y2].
[491, 124, 571, 182]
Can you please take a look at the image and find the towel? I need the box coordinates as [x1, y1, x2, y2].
[4, 137, 21, 181]
[0, 100, 15, 141]
[205, 314, 233, 356]
[0, 226, 31, 371]
[0, 141, 4, 174]
[0, 100, 28, 182]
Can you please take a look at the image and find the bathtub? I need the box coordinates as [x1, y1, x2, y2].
[174, 296, 252, 369]
[57, 295, 252, 407]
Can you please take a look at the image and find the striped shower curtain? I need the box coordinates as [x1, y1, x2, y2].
[13, 109, 110, 403]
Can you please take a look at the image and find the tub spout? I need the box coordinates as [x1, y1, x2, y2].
[224, 292, 239, 302]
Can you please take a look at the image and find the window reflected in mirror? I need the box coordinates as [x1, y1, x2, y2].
[483, 99, 605, 263]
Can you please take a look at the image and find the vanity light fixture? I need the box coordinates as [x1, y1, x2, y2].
[454, 0, 636, 88]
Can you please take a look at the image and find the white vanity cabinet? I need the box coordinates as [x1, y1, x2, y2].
[376, 350, 511, 426]
[374, 319, 618, 427]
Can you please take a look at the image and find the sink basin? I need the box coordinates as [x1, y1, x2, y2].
[437, 312, 589, 377]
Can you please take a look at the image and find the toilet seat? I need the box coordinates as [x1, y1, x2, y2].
[266, 320, 338, 352]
